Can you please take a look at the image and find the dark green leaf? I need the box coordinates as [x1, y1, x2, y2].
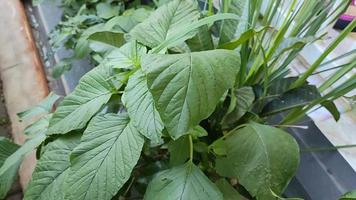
[145, 162, 223, 200]
[168, 136, 190, 166]
[0, 133, 46, 198]
[261, 85, 321, 116]
[88, 31, 125, 48]
[24, 134, 81, 200]
[0, 138, 19, 199]
[222, 86, 255, 128]
[65, 113, 144, 200]
[216, 123, 299, 200]
[142, 50, 239, 139]
[321, 100, 340, 121]
[186, 25, 214, 51]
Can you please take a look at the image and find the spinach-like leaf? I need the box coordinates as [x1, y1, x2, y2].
[64, 113, 144, 200]
[142, 50, 239, 139]
[24, 134, 81, 200]
[47, 65, 116, 135]
[145, 162, 223, 200]
[216, 122, 299, 200]
[122, 70, 163, 145]
[129, 0, 200, 49]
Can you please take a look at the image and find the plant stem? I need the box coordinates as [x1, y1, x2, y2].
[301, 144, 356, 152]
[189, 135, 193, 162]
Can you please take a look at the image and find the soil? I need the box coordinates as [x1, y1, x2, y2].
[0, 78, 23, 200]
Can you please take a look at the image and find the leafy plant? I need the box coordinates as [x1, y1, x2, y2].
[1, 0, 355, 199]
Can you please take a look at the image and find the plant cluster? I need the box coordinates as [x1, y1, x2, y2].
[0, 0, 355, 200]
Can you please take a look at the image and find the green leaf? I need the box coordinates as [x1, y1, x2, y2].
[261, 85, 321, 116]
[188, 125, 208, 138]
[186, 25, 214, 51]
[142, 49, 239, 139]
[340, 190, 356, 200]
[218, 0, 247, 45]
[321, 100, 340, 121]
[103, 42, 146, 70]
[129, 0, 200, 49]
[218, 27, 268, 50]
[215, 179, 244, 200]
[96, 3, 119, 19]
[0, 138, 19, 199]
[24, 114, 52, 136]
[24, 134, 81, 200]
[222, 86, 255, 128]
[17, 92, 60, 121]
[122, 70, 163, 145]
[88, 31, 125, 48]
[144, 162, 223, 200]
[168, 136, 190, 166]
[216, 123, 299, 200]
[65, 113, 144, 200]
[47, 65, 116, 135]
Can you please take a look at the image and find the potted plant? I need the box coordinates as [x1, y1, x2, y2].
[0, 0, 355, 199]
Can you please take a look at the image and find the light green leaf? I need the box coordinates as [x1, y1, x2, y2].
[340, 190, 356, 200]
[215, 179, 244, 200]
[216, 122, 299, 200]
[129, 0, 200, 49]
[24, 134, 81, 200]
[47, 65, 116, 135]
[168, 136, 190, 166]
[0, 138, 20, 199]
[122, 70, 163, 145]
[17, 92, 60, 121]
[142, 50, 239, 139]
[103, 42, 146, 70]
[96, 3, 119, 19]
[144, 162, 223, 200]
[222, 86, 255, 128]
[65, 113, 144, 200]
[218, 27, 268, 50]
[261, 85, 321, 116]
[24, 114, 52, 136]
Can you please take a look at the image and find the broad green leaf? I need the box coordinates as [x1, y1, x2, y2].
[88, 31, 125, 48]
[216, 123, 299, 200]
[65, 113, 144, 200]
[186, 25, 214, 51]
[129, 0, 200, 48]
[142, 50, 239, 139]
[96, 3, 119, 19]
[47, 65, 116, 135]
[215, 179, 244, 200]
[103, 42, 146, 70]
[188, 125, 208, 138]
[222, 86, 255, 128]
[168, 136, 190, 166]
[340, 190, 356, 200]
[122, 70, 163, 145]
[24, 134, 81, 200]
[145, 162, 223, 200]
[218, 0, 247, 45]
[24, 114, 52, 136]
[17, 92, 60, 121]
[0, 138, 19, 199]
[261, 85, 321, 116]
[268, 77, 298, 96]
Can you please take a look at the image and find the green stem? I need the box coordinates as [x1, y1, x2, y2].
[189, 135, 193, 162]
[208, 0, 213, 16]
[302, 144, 356, 152]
